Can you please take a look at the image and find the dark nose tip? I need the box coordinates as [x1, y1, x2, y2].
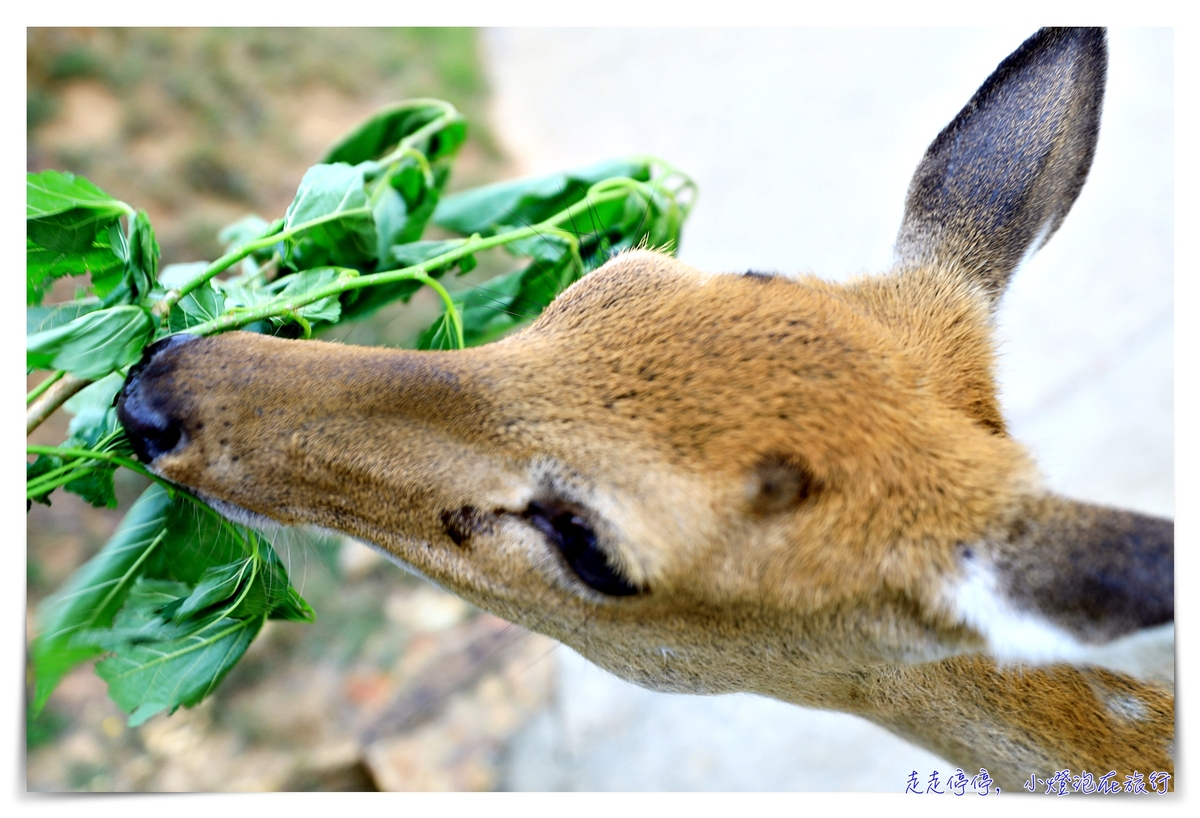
[117, 334, 199, 463]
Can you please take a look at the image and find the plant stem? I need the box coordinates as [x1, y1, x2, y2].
[26, 446, 156, 484]
[27, 370, 65, 404]
[25, 445, 227, 527]
[26, 373, 91, 436]
[155, 106, 462, 317]
[157, 210, 363, 316]
[182, 185, 634, 339]
[26, 461, 104, 497]
[379, 100, 460, 165]
[26, 175, 674, 436]
[414, 273, 464, 348]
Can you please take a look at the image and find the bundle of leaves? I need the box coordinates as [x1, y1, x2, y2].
[26, 99, 695, 726]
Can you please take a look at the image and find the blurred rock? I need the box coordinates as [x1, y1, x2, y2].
[36, 80, 123, 151]
[363, 619, 556, 791]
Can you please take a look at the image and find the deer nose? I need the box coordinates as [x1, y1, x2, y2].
[117, 334, 200, 463]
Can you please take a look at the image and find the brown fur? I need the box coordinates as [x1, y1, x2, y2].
[118, 28, 1172, 791]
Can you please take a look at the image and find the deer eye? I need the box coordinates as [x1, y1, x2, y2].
[523, 502, 642, 597]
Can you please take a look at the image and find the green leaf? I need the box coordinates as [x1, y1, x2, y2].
[284, 163, 375, 267]
[63, 372, 124, 439]
[63, 467, 118, 510]
[27, 378, 127, 509]
[94, 605, 263, 726]
[26, 172, 134, 306]
[53, 375, 127, 509]
[26, 299, 103, 335]
[335, 238, 474, 323]
[167, 284, 226, 333]
[399, 166, 697, 351]
[434, 158, 650, 237]
[419, 310, 461, 351]
[338, 278, 425, 323]
[270, 586, 317, 623]
[218, 214, 271, 251]
[371, 180, 412, 259]
[27, 170, 132, 221]
[419, 237, 577, 350]
[131, 211, 159, 284]
[321, 100, 465, 165]
[456, 253, 478, 275]
[80, 579, 194, 645]
[272, 267, 343, 325]
[32, 480, 311, 718]
[26, 454, 61, 507]
[251, 540, 313, 621]
[97, 211, 159, 305]
[170, 559, 255, 622]
[93, 225, 131, 300]
[368, 160, 449, 256]
[146, 502, 251, 584]
[215, 277, 271, 311]
[28, 209, 112, 259]
[26, 305, 154, 379]
[388, 239, 469, 270]
[217, 215, 283, 277]
[165, 549, 302, 624]
[634, 183, 687, 252]
[143, 499, 301, 619]
[30, 483, 173, 713]
[26, 235, 124, 306]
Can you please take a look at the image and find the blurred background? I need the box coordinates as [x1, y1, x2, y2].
[26, 28, 548, 792]
[26, 28, 1173, 791]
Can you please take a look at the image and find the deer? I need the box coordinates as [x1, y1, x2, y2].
[116, 28, 1173, 792]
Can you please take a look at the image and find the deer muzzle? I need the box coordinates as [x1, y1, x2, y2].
[115, 331, 520, 537]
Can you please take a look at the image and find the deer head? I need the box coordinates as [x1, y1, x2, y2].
[117, 28, 1173, 788]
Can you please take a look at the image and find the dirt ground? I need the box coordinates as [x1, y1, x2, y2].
[26, 27, 558, 792]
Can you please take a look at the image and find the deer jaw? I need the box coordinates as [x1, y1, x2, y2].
[119, 250, 1046, 700]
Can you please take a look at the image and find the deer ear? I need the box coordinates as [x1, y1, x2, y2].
[894, 28, 1106, 306]
[950, 495, 1173, 662]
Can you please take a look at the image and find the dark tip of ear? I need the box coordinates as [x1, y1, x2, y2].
[929, 28, 1107, 157]
[951, 29, 1106, 143]
[895, 28, 1107, 304]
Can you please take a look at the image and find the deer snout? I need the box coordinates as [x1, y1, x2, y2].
[117, 333, 202, 463]
[112, 330, 519, 536]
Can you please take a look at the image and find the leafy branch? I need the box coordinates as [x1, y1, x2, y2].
[26, 97, 695, 725]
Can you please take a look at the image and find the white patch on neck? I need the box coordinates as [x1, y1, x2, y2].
[949, 556, 1093, 665]
[946, 555, 1175, 681]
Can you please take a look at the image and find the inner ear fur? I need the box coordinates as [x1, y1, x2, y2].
[894, 27, 1106, 306]
[989, 495, 1173, 643]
